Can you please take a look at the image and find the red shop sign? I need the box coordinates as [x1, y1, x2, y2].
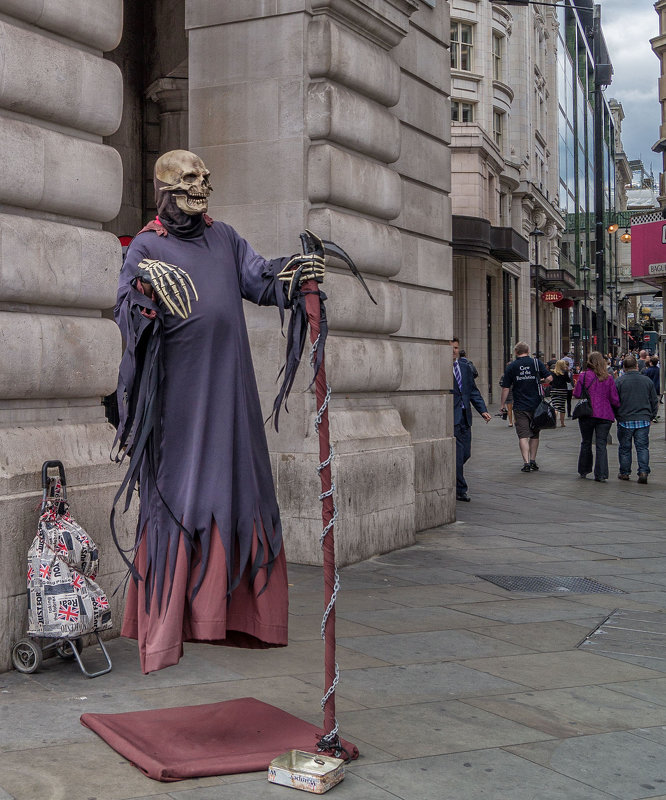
[541, 290, 563, 303]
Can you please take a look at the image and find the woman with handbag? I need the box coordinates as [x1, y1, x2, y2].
[549, 360, 569, 427]
[572, 351, 620, 482]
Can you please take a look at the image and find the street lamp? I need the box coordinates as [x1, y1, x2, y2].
[530, 228, 545, 360]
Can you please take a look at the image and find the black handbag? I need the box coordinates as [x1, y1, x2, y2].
[531, 398, 557, 430]
[572, 374, 595, 419]
[530, 358, 557, 431]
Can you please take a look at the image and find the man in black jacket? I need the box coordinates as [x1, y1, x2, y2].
[616, 355, 658, 484]
[453, 338, 491, 502]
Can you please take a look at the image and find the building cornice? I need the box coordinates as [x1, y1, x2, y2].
[310, 0, 419, 49]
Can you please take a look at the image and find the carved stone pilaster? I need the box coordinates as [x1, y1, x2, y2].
[145, 77, 189, 154]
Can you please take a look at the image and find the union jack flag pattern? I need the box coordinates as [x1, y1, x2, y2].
[26, 482, 112, 639]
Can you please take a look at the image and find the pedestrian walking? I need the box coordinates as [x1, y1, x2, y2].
[549, 360, 569, 427]
[616, 355, 659, 484]
[452, 338, 491, 502]
[565, 358, 574, 417]
[499, 342, 552, 472]
[499, 362, 514, 426]
[572, 351, 619, 482]
[644, 356, 660, 402]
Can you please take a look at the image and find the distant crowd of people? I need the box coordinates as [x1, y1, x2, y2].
[453, 338, 661, 502]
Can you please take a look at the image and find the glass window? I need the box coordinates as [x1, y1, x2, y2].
[493, 110, 504, 150]
[451, 101, 474, 122]
[492, 33, 503, 81]
[451, 21, 474, 71]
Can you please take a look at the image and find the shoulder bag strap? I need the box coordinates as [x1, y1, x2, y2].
[534, 357, 544, 397]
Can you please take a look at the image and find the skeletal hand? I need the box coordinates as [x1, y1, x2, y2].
[135, 258, 198, 319]
[277, 252, 325, 300]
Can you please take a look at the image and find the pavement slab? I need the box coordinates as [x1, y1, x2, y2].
[505, 731, 666, 799]
[603, 678, 666, 707]
[338, 628, 533, 665]
[166, 771, 401, 799]
[460, 650, 664, 689]
[0, 738, 226, 800]
[353, 748, 619, 800]
[468, 620, 601, 652]
[630, 726, 666, 748]
[337, 699, 553, 758]
[337, 604, 492, 633]
[447, 597, 615, 624]
[360, 583, 504, 606]
[462, 684, 666, 738]
[3, 410, 666, 798]
[288, 613, 382, 641]
[298, 661, 528, 707]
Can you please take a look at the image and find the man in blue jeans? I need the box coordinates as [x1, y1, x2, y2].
[615, 355, 658, 484]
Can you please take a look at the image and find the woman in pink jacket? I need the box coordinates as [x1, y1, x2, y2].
[572, 351, 620, 482]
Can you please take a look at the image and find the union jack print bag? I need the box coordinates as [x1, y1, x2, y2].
[26, 480, 112, 639]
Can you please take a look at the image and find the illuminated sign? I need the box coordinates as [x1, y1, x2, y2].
[541, 290, 563, 302]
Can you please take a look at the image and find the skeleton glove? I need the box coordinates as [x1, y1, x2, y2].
[135, 258, 199, 319]
[277, 230, 326, 301]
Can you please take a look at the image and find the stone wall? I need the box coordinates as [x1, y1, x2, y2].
[0, 1, 132, 671]
[186, 0, 454, 566]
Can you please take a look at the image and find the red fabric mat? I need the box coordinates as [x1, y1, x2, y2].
[81, 697, 358, 781]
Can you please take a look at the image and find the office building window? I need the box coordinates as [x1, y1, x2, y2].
[492, 33, 503, 81]
[451, 21, 474, 71]
[451, 100, 474, 122]
[493, 110, 504, 149]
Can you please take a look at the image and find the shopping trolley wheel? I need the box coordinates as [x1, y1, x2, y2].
[12, 638, 43, 674]
[56, 638, 83, 660]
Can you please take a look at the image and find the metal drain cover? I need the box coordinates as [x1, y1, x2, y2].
[579, 609, 666, 662]
[476, 575, 625, 594]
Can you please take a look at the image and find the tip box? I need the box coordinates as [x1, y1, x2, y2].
[268, 750, 345, 794]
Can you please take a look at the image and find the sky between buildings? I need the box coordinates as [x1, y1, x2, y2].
[598, 0, 660, 179]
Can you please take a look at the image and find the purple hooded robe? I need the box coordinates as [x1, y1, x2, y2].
[114, 217, 292, 672]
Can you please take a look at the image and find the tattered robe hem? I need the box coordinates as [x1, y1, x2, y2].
[122, 520, 288, 674]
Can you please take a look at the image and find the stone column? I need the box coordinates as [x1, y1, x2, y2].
[186, 0, 451, 565]
[0, 1, 129, 669]
[145, 77, 189, 159]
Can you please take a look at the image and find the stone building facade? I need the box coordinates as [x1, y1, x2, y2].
[0, 1, 132, 670]
[449, 0, 564, 401]
[0, 0, 455, 669]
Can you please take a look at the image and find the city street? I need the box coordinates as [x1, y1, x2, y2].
[2, 409, 666, 799]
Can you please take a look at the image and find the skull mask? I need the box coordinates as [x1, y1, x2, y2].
[155, 150, 213, 216]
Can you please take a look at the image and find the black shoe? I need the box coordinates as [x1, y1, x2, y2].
[578, 473, 588, 479]
[529, 460, 539, 471]
[594, 477, 607, 482]
[521, 463, 532, 472]
[638, 473, 648, 484]
[457, 493, 471, 502]
[617, 473, 629, 481]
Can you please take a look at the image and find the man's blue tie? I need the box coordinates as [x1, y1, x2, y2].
[454, 360, 464, 408]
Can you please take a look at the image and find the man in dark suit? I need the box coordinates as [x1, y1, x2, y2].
[453, 337, 491, 502]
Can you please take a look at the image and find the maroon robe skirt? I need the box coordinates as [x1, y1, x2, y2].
[122, 522, 288, 673]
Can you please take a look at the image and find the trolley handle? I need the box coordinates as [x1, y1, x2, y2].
[41, 460, 67, 508]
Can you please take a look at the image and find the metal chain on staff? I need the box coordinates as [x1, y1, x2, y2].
[310, 335, 341, 749]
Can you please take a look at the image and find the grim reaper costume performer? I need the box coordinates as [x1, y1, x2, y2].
[112, 150, 325, 673]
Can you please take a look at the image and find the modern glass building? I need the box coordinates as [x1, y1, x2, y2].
[556, 0, 618, 358]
